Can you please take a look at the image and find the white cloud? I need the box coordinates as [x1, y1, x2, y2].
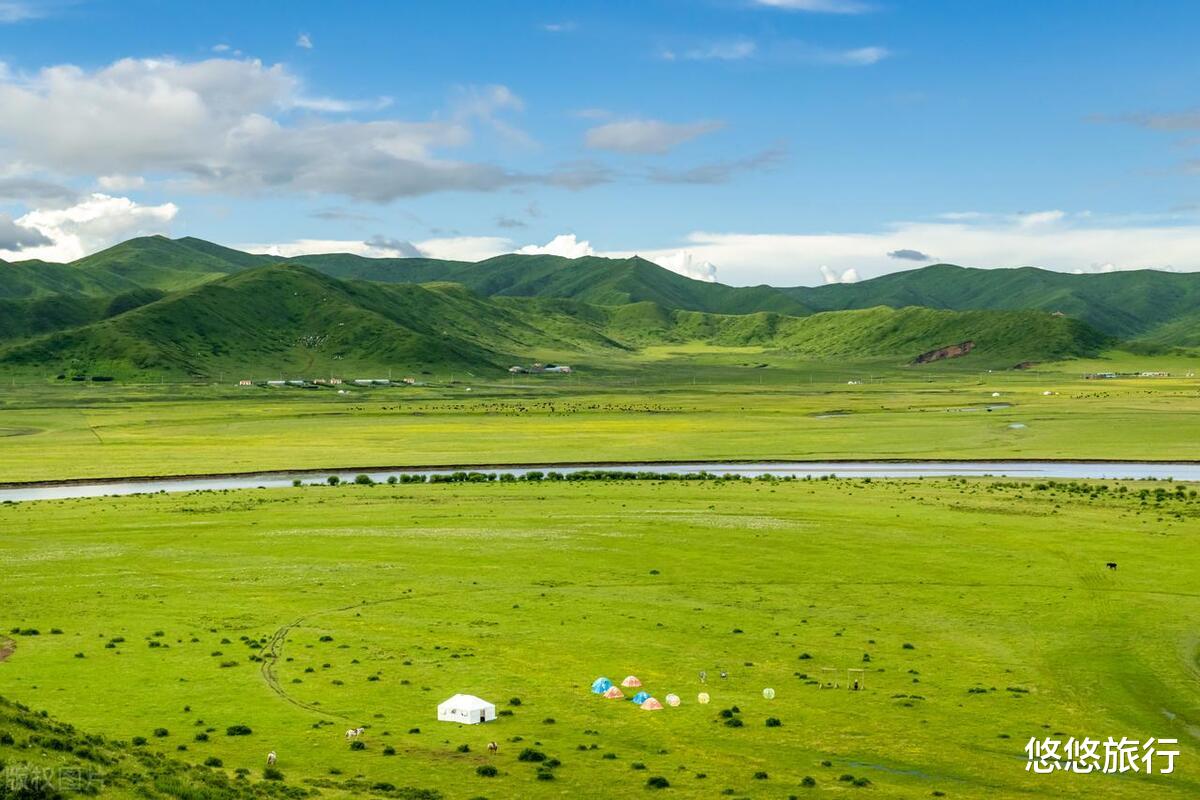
[644, 250, 718, 282]
[296, 33, 313, 49]
[626, 211, 1200, 286]
[0, 214, 51, 250]
[585, 119, 724, 155]
[660, 39, 757, 62]
[1, 193, 177, 262]
[449, 84, 532, 147]
[541, 21, 577, 33]
[819, 265, 859, 284]
[0, 2, 41, 23]
[752, 0, 871, 13]
[0, 57, 537, 202]
[97, 174, 146, 191]
[829, 46, 890, 66]
[517, 233, 595, 258]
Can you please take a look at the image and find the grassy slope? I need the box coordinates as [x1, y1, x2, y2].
[790, 264, 1200, 340]
[0, 262, 1107, 378]
[1, 479, 1196, 799]
[0, 695, 324, 798]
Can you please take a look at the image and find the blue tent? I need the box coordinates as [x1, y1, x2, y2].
[591, 677, 613, 694]
[629, 691, 650, 704]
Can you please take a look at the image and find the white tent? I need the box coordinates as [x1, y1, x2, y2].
[437, 694, 496, 725]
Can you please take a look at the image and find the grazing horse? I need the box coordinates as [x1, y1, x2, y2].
[266, 751, 277, 766]
[345, 727, 365, 740]
[1106, 562, 1118, 570]
[487, 741, 499, 754]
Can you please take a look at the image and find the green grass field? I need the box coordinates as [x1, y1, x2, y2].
[2, 352, 1200, 483]
[2, 477, 1197, 798]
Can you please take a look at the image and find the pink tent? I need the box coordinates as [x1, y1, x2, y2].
[640, 697, 664, 710]
[621, 675, 642, 687]
[603, 686, 625, 699]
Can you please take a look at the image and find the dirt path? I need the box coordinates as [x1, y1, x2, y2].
[0, 638, 14, 662]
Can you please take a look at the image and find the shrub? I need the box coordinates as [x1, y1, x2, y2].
[647, 776, 671, 789]
[263, 766, 284, 781]
[382, 746, 396, 756]
[195, 732, 209, 742]
[153, 728, 169, 738]
[131, 736, 148, 746]
[457, 744, 470, 753]
[754, 771, 768, 780]
[476, 765, 498, 777]
[319, 635, 334, 642]
[327, 476, 340, 485]
[602, 752, 617, 759]
[853, 777, 872, 787]
[225, 725, 252, 736]
[349, 740, 366, 750]
[354, 474, 373, 485]
[724, 717, 744, 728]
[204, 757, 223, 767]
[902, 643, 916, 650]
[508, 697, 522, 706]
[765, 717, 782, 727]
[517, 748, 546, 762]
[631, 762, 646, 770]
[801, 776, 817, 787]
[292, 479, 302, 487]
[536, 771, 555, 781]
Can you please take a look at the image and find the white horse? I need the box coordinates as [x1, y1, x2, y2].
[487, 741, 499, 754]
[266, 751, 277, 766]
[345, 726, 365, 740]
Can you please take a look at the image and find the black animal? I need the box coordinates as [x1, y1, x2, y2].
[1106, 562, 1118, 570]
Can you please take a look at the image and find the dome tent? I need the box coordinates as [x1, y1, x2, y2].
[591, 677, 613, 694]
[603, 686, 625, 699]
[665, 694, 681, 707]
[640, 697, 664, 710]
[629, 691, 650, 704]
[621, 675, 642, 688]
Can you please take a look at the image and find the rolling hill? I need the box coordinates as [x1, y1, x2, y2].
[3, 236, 1198, 346]
[0, 263, 1108, 378]
[788, 263, 1200, 341]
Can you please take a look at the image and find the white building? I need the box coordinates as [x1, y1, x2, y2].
[437, 694, 496, 725]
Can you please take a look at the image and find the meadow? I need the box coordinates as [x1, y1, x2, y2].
[2, 350, 1200, 484]
[2, 476, 1197, 798]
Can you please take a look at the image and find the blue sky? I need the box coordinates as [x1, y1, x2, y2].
[2, 0, 1200, 285]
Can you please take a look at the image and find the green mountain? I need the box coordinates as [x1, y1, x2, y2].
[285, 251, 811, 315]
[0, 263, 1106, 378]
[788, 263, 1200, 341]
[3, 236, 1196, 346]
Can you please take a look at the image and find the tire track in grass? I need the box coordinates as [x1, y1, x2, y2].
[260, 594, 419, 720]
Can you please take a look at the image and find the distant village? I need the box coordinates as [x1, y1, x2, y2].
[237, 377, 417, 389]
[1083, 371, 1189, 379]
[508, 363, 572, 374]
[236, 363, 574, 388]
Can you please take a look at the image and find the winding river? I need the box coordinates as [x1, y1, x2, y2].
[2, 461, 1198, 503]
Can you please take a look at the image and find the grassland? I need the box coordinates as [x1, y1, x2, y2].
[1, 476, 1197, 799]
[1, 351, 1199, 484]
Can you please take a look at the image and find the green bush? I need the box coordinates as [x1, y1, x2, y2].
[476, 765, 498, 777]
[225, 725, 252, 736]
[349, 740, 366, 751]
[518, 748, 546, 762]
[263, 766, 284, 781]
[647, 776, 670, 789]
[204, 757, 223, 767]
